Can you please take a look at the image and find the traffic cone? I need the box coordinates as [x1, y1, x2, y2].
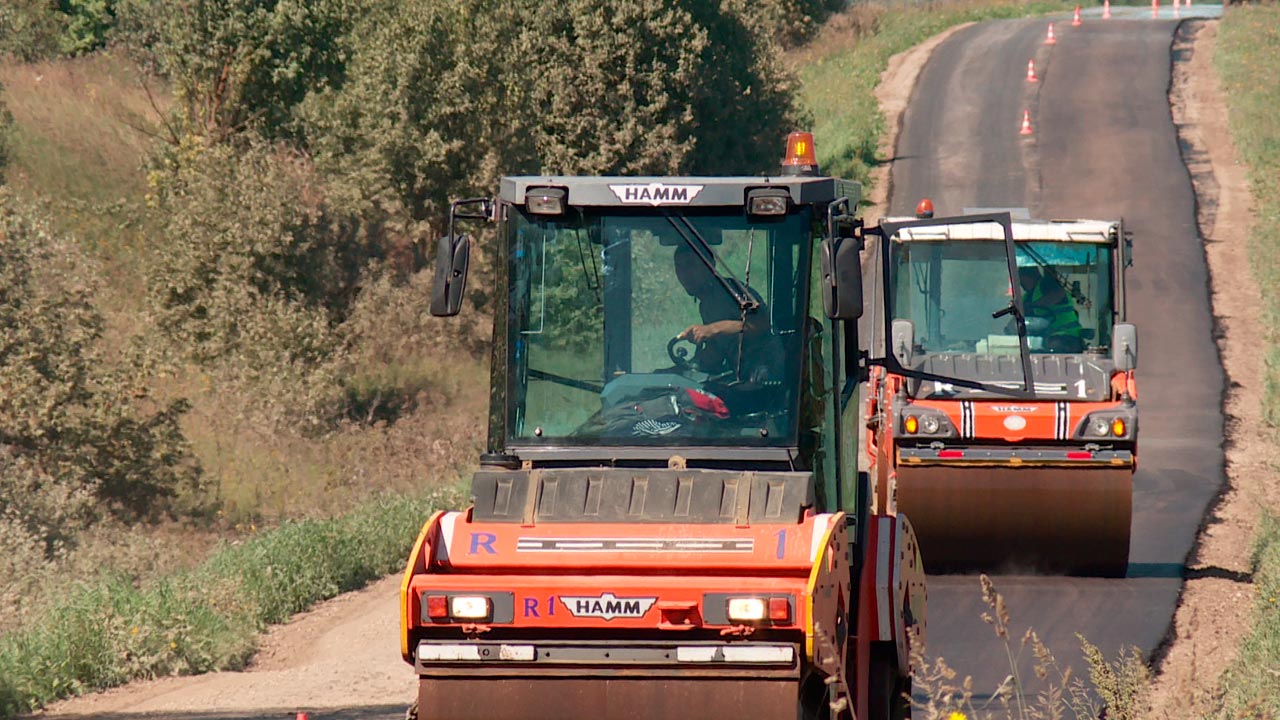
[1026, 59, 1038, 82]
[1072, 5, 1082, 25]
[1020, 110, 1033, 136]
[295, 714, 308, 720]
[1173, 0, 1181, 17]
[1045, 22, 1057, 45]
[1103, 0, 1112, 19]
[1151, 0, 1159, 18]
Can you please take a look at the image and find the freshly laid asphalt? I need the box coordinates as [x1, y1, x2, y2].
[885, 9, 1227, 694]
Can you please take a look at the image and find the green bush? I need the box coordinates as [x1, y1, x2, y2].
[303, 0, 803, 229]
[0, 0, 64, 61]
[0, 486, 461, 717]
[0, 191, 199, 538]
[724, 0, 845, 48]
[120, 0, 358, 142]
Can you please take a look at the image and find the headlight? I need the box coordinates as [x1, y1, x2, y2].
[920, 414, 941, 434]
[450, 596, 492, 620]
[1090, 418, 1111, 437]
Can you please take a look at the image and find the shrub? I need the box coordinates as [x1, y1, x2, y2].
[0, 0, 64, 62]
[121, 0, 358, 142]
[0, 191, 199, 547]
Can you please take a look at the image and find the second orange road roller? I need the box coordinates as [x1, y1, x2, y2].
[865, 208, 1137, 576]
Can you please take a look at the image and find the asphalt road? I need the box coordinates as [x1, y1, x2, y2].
[887, 10, 1226, 695]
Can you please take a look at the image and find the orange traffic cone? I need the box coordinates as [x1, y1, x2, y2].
[1045, 22, 1057, 45]
[1072, 5, 1082, 25]
[1151, 0, 1159, 18]
[1020, 110, 1033, 136]
[1103, 0, 1112, 19]
[1173, 0, 1181, 17]
[295, 714, 308, 720]
[1026, 59, 1039, 82]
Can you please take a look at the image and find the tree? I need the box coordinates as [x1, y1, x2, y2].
[302, 0, 804, 230]
[124, 0, 358, 142]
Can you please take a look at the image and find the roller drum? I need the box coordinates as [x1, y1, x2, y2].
[896, 466, 1132, 576]
[418, 676, 801, 720]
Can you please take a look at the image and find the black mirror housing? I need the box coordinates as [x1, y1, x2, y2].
[821, 236, 863, 320]
[430, 234, 471, 317]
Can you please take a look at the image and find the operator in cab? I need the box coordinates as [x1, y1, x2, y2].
[1018, 266, 1085, 352]
[672, 242, 782, 405]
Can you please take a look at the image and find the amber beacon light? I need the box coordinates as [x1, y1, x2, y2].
[781, 131, 820, 176]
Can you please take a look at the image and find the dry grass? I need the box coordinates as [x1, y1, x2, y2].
[0, 51, 167, 304]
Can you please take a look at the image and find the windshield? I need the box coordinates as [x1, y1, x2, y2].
[507, 206, 815, 447]
[890, 240, 1114, 357]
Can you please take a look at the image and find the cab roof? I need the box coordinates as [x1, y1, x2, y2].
[885, 218, 1120, 243]
[500, 175, 861, 208]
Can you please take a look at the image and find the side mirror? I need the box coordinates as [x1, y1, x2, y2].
[1112, 322, 1137, 371]
[891, 319, 915, 367]
[430, 234, 471, 317]
[820, 236, 863, 320]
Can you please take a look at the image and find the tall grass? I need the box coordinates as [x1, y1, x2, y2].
[1208, 5, 1280, 718]
[0, 485, 463, 718]
[792, 0, 1072, 189]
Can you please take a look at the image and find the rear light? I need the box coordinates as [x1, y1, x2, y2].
[768, 597, 791, 623]
[450, 596, 492, 620]
[904, 416, 919, 434]
[726, 598, 767, 623]
[426, 594, 449, 619]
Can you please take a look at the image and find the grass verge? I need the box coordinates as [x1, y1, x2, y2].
[1209, 5, 1280, 719]
[792, 0, 1072, 190]
[0, 483, 463, 718]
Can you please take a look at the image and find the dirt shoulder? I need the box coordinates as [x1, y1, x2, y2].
[1145, 18, 1271, 719]
[35, 575, 414, 719]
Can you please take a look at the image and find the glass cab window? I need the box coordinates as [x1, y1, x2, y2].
[507, 207, 815, 447]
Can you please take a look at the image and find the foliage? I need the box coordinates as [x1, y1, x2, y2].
[0, 192, 199, 551]
[57, 0, 116, 55]
[144, 140, 380, 383]
[724, 0, 845, 49]
[122, 0, 358, 142]
[303, 0, 803, 230]
[0, 484, 463, 717]
[0, 0, 65, 62]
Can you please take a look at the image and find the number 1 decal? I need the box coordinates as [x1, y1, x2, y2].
[775, 529, 787, 560]
[1075, 379, 1088, 398]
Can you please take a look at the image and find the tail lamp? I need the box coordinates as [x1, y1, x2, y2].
[424, 593, 492, 622]
[725, 596, 792, 624]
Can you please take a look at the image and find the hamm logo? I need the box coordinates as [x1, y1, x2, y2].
[559, 593, 658, 620]
[609, 183, 704, 206]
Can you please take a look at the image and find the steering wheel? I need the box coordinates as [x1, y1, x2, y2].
[667, 335, 701, 371]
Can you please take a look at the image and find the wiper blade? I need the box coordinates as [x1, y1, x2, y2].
[663, 213, 760, 313]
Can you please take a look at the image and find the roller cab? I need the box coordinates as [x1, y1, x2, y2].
[409, 138, 1036, 719]
[866, 215, 1137, 576]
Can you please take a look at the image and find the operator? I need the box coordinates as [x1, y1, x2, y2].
[672, 243, 776, 382]
[1019, 267, 1084, 352]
